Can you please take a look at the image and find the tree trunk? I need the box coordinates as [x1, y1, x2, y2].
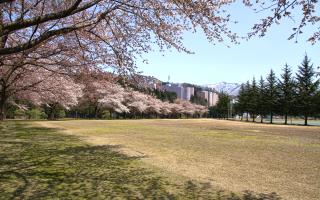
[260, 114, 263, 123]
[270, 112, 273, 124]
[94, 105, 99, 119]
[304, 115, 308, 126]
[252, 114, 255, 122]
[47, 103, 58, 120]
[0, 99, 6, 120]
[0, 86, 8, 120]
[284, 114, 288, 125]
[0, 7, 8, 121]
[246, 113, 249, 122]
[47, 106, 55, 120]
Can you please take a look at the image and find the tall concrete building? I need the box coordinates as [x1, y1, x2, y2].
[208, 92, 219, 107]
[164, 84, 194, 101]
[199, 91, 208, 101]
[199, 91, 219, 107]
[164, 84, 183, 99]
[183, 87, 195, 101]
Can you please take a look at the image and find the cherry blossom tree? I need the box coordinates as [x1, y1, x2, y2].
[0, 0, 238, 74]
[0, 0, 235, 119]
[97, 82, 129, 115]
[0, 64, 82, 119]
[0, 0, 317, 62]
[160, 101, 172, 117]
[0, 42, 87, 119]
[145, 96, 162, 117]
[75, 71, 118, 118]
[171, 99, 207, 118]
[245, 0, 319, 43]
[125, 90, 149, 118]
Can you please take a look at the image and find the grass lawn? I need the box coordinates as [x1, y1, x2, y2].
[1, 119, 319, 199]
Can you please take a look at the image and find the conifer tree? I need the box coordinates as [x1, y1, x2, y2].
[244, 81, 252, 121]
[248, 77, 259, 122]
[257, 76, 267, 123]
[216, 92, 230, 119]
[278, 64, 296, 125]
[296, 55, 319, 125]
[315, 92, 320, 117]
[265, 69, 279, 124]
[236, 84, 247, 121]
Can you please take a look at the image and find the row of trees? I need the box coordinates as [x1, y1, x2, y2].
[6, 71, 207, 120]
[235, 55, 320, 125]
[72, 75, 208, 119]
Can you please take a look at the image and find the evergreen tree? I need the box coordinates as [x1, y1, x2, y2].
[265, 69, 279, 124]
[216, 92, 230, 119]
[257, 76, 267, 123]
[315, 91, 320, 118]
[235, 84, 247, 121]
[278, 64, 296, 125]
[209, 106, 219, 118]
[248, 77, 259, 122]
[296, 55, 319, 125]
[245, 81, 252, 121]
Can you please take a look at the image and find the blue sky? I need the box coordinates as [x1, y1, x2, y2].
[136, 2, 319, 85]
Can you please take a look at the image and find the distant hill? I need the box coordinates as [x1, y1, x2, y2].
[204, 82, 241, 96]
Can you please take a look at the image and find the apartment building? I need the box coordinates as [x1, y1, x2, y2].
[199, 91, 219, 107]
[163, 84, 194, 101]
[163, 83, 219, 105]
[208, 92, 219, 107]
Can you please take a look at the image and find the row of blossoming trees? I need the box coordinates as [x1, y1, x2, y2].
[1, 67, 207, 120]
[235, 55, 320, 126]
[73, 75, 208, 119]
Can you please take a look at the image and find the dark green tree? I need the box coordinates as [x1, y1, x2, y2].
[208, 106, 219, 118]
[265, 69, 279, 124]
[278, 64, 296, 125]
[314, 91, 320, 118]
[216, 92, 230, 119]
[295, 55, 319, 125]
[257, 76, 267, 123]
[248, 77, 259, 122]
[236, 83, 249, 121]
[244, 81, 252, 121]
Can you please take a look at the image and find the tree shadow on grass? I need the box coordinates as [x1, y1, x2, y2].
[0, 122, 281, 199]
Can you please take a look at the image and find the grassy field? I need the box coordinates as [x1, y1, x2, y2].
[0, 120, 281, 200]
[1, 119, 319, 199]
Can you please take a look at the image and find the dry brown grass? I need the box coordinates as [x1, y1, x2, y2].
[38, 119, 320, 200]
